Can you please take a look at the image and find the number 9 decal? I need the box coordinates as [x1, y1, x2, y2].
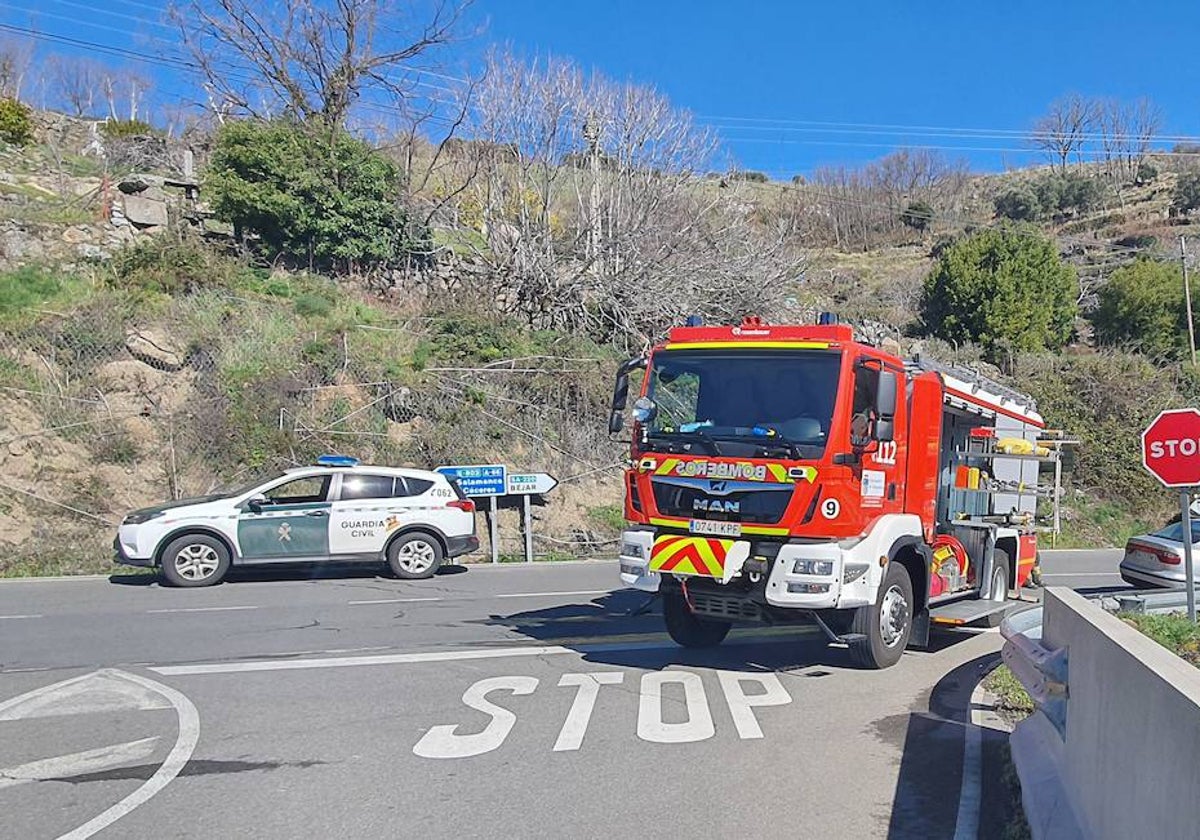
[821, 498, 840, 520]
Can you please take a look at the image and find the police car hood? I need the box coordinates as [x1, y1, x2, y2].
[127, 494, 227, 518]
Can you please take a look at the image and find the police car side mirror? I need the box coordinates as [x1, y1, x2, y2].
[247, 495, 267, 513]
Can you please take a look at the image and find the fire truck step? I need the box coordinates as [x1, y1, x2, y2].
[929, 599, 1014, 626]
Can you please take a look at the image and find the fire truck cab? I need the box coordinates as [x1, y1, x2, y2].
[609, 315, 1049, 669]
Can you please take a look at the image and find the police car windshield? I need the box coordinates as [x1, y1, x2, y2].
[217, 472, 283, 499]
[644, 349, 841, 457]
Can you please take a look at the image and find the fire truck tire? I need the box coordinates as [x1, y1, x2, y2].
[988, 550, 1011, 602]
[663, 592, 731, 648]
[848, 562, 912, 669]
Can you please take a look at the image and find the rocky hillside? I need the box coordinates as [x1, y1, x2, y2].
[0, 112, 1195, 574]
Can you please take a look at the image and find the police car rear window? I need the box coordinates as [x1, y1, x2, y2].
[400, 478, 434, 497]
[340, 474, 397, 501]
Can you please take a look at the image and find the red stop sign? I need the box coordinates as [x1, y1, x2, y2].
[1142, 408, 1200, 487]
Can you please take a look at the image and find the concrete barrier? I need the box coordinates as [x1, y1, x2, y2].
[1010, 587, 1200, 839]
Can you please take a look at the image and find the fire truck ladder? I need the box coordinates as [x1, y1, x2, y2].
[905, 354, 1039, 414]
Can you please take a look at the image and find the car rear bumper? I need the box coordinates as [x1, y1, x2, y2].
[1119, 563, 1185, 588]
[446, 534, 480, 559]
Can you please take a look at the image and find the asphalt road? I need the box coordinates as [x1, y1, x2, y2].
[0, 549, 1124, 839]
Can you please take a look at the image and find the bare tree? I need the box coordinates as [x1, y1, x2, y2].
[0, 38, 32, 99]
[48, 54, 103, 116]
[175, 0, 470, 129]
[447, 48, 799, 346]
[1031, 94, 1100, 171]
[1098, 97, 1162, 181]
[100, 67, 153, 122]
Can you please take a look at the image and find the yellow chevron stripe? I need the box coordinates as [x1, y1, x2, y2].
[664, 341, 831, 350]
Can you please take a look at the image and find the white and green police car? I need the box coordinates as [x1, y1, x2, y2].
[115, 456, 479, 587]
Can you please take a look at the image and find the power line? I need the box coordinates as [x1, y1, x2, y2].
[0, 21, 463, 128]
[700, 113, 1199, 145]
[43, 0, 174, 31]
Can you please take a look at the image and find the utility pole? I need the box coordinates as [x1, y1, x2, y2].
[1182, 236, 1197, 366]
[583, 113, 602, 279]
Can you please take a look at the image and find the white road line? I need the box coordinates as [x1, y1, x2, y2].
[347, 597, 444, 605]
[953, 674, 989, 840]
[145, 605, 259, 614]
[153, 645, 578, 675]
[494, 590, 610, 599]
[149, 634, 814, 676]
[58, 670, 200, 840]
[0, 614, 43, 620]
[0, 737, 160, 791]
[1039, 572, 1120, 578]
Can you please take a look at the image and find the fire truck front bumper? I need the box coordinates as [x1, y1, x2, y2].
[618, 529, 660, 592]
[764, 542, 843, 609]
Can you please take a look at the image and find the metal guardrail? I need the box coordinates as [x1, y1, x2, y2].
[1113, 588, 1200, 615]
[1000, 606, 1069, 738]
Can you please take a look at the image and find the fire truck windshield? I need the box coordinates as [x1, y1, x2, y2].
[644, 349, 842, 457]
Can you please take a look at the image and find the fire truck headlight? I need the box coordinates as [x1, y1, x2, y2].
[621, 541, 646, 559]
[788, 582, 831, 594]
[792, 559, 834, 576]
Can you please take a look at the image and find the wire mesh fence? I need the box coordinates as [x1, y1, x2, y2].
[0, 287, 627, 571]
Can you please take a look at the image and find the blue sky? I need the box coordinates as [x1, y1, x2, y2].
[4, 0, 1199, 176]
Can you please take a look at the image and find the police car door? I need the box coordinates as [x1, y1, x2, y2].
[237, 474, 332, 561]
[330, 473, 406, 558]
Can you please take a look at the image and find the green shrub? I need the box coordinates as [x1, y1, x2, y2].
[1135, 161, 1158, 185]
[1093, 258, 1195, 360]
[920, 226, 1077, 361]
[728, 170, 769, 183]
[207, 120, 415, 274]
[1172, 173, 1200, 215]
[111, 238, 228, 296]
[0, 97, 33, 146]
[994, 185, 1041, 221]
[995, 173, 1106, 222]
[1032, 172, 1104, 219]
[899, 200, 934, 231]
[100, 119, 158, 139]
[294, 293, 334, 319]
[1018, 351, 1197, 517]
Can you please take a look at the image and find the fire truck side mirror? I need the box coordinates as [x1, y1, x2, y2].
[873, 371, 898, 442]
[609, 356, 647, 436]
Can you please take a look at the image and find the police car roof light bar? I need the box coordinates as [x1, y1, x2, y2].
[316, 454, 360, 467]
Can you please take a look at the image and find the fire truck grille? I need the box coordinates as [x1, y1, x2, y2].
[690, 591, 763, 622]
[651, 480, 792, 524]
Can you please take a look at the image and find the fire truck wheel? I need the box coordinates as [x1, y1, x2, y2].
[848, 562, 912, 669]
[663, 591, 731, 648]
[988, 550, 1011, 602]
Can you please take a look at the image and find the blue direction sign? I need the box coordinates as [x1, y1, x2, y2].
[436, 464, 507, 497]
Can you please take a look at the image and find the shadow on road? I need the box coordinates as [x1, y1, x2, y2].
[478, 591, 987, 673]
[108, 561, 471, 587]
[884, 650, 1013, 840]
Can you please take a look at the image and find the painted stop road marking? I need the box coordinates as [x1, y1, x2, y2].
[413, 669, 792, 759]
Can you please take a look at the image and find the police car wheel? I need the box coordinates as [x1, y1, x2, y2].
[160, 534, 230, 588]
[387, 533, 443, 580]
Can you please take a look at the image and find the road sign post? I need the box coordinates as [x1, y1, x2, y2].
[1183, 491, 1196, 622]
[436, 467, 558, 564]
[1141, 409, 1200, 620]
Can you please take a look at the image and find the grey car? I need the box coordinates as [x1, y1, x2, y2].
[1119, 519, 1200, 588]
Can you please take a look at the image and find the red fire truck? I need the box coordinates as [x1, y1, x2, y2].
[609, 315, 1049, 668]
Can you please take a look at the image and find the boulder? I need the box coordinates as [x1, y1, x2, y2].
[117, 174, 166, 194]
[124, 328, 185, 371]
[122, 193, 168, 228]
